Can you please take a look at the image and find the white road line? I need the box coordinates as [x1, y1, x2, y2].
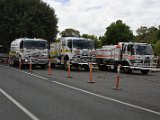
[0, 88, 39, 120]
[0, 64, 48, 80]
[51, 80, 160, 116]
[23, 70, 160, 116]
[1, 64, 160, 116]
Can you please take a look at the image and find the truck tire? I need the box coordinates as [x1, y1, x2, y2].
[13, 60, 19, 67]
[84, 65, 89, 71]
[63, 55, 70, 70]
[9, 58, 13, 66]
[64, 60, 72, 70]
[141, 70, 149, 75]
[98, 65, 106, 71]
[51, 63, 56, 68]
[41, 64, 46, 69]
[64, 61, 68, 69]
[124, 67, 132, 74]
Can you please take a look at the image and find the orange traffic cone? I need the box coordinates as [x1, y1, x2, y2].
[88, 63, 95, 83]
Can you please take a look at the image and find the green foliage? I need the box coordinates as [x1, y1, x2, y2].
[0, 0, 58, 50]
[135, 26, 159, 44]
[102, 20, 133, 45]
[134, 26, 160, 56]
[99, 36, 106, 47]
[60, 28, 80, 37]
[153, 40, 160, 56]
[81, 34, 101, 49]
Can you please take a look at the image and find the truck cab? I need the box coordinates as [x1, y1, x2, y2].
[96, 42, 159, 74]
[9, 38, 49, 68]
[50, 37, 97, 70]
[120, 42, 157, 74]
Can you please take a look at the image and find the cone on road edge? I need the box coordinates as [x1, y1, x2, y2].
[88, 63, 95, 83]
[29, 59, 32, 72]
[112, 64, 122, 90]
[48, 59, 52, 75]
[67, 61, 72, 78]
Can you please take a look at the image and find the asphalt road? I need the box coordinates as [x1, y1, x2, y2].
[0, 64, 160, 120]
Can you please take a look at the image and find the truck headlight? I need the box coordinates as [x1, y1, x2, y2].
[25, 59, 28, 62]
[73, 58, 78, 61]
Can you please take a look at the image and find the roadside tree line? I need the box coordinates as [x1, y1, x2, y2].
[0, 0, 160, 56]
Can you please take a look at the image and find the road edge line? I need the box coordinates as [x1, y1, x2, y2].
[1, 64, 160, 116]
[0, 88, 39, 120]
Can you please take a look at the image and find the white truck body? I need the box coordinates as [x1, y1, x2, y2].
[50, 37, 96, 70]
[96, 42, 159, 74]
[9, 38, 49, 68]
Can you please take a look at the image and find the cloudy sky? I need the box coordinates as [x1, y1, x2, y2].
[43, 0, 160, 36]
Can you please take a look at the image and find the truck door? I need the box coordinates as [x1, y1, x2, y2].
[123, 45, 127, 56]
[127, 44, 134, 56]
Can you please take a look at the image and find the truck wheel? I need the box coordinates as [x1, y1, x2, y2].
[98, 65, 106, 71]
[64, 60, 72, 70]
[41, 64, 46, 69]
[124, 67, 132, 74]
[141, 70, 149, 75]
[84, 65, 89, 71]
[13, 60, 19, 67]
[51, 63, 56, 68]
[63, 56, 69, 70]
[9, 59, 13, 66]
[64, 61, 68, 70]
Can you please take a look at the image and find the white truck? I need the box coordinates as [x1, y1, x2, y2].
[96, 42, 159, 74]
[9, 38, 49, 68]
[50, 37, 97, 71]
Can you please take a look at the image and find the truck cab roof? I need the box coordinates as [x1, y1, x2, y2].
[61, 37, 93, 41]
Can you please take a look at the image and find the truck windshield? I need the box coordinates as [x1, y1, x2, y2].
[23, 40, 47, 49]
[135, 44, 154, 55]
[67, 39, 94, 49]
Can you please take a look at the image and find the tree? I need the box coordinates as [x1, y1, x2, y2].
[0, 0, 58, 51]
[81, 34, 101, 49]
[153, 40, 160, 56]
[158, 26, 160, 40]
[135, 26, 159, 44]
[60, 28, 80, 37]
[136, 26, 148, 36]
[134, 25, 160, 56]
[102, 20, 133, 45]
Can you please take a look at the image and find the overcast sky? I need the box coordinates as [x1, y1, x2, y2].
[43, 0, 160, 36]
